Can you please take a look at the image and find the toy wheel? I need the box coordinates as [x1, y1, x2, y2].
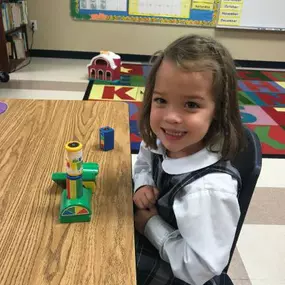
[0, 72, 10, 83]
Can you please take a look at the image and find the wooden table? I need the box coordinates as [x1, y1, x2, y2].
[0, 99, 136, 285]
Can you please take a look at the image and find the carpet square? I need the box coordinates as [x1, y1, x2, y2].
[262, 71, 285, 82]
[247, 125, 285, 157]
[90, 85, 144, 102]
[121, 63, 143, 76]
[130, 75, 146, 87]
[238, 91, 267, 106]
[261, 107, 285, 126]
[240, 92, 285, 107]
[238, 80, 285, 93]
[142, 64, 152, 78]
[128, 101, 141, 121]
[237, 70, 272, 81]
[276, 81, 285, 89]
[246, 125, 285, 156]
[240, 106, 278, 125]
[256, 92, 285, 107]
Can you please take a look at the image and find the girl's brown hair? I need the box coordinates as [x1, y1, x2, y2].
[139, 34, 246, 161]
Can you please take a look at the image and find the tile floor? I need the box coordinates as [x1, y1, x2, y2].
[1, 57, 285, 285]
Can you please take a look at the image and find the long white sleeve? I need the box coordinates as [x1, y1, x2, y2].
[133, 141, 156, 192]
[144, 172, 240, 285]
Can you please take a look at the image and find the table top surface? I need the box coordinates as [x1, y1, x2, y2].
[0, 99, 136, 285]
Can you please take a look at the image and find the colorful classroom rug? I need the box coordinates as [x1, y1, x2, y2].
[84, 63, 285, 158]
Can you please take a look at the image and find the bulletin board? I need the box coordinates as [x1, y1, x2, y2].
[71, 0, 220, 27]
[217, 0, 285, 31]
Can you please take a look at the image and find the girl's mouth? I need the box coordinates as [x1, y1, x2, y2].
[161, 128, 187, 140]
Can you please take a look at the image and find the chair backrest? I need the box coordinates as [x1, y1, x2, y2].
[224, 126, 262, 272]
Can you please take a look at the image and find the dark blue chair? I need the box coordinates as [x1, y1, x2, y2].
[217, 126, 262, 284]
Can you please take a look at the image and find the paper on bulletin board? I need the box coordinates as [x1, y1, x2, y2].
[192, 0, 214, 11]
[79, 0, 128, 12]
[192, 0, 215, 3]
[128, 0, 192, 19]
[217, 0, 244, 26]
[192, 3, 214, 11]
[71, 0, 220, 27]
[218, 0, 243, 3]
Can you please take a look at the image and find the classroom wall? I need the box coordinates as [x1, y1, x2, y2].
[26, 0, 285, 62]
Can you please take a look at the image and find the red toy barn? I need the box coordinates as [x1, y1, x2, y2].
[87, 51, 121, 81]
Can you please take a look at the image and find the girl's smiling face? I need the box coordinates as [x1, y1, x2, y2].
[150, 59, 216, 158]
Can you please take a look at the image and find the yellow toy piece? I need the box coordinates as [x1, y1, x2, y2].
[83, 181, 96, 193]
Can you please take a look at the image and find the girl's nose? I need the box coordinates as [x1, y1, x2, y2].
[164, 109, 182, 124]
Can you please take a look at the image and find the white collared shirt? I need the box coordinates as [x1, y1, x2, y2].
[133, 141, 240, 285]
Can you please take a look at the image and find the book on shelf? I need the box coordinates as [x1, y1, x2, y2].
[1, 0, 28, 32]
[8, 32, 26, 59]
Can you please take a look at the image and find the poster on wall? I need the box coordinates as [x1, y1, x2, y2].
[217, 0, 244, 27]
[71, 0, 220, 27]
[216, 0, 285, 31]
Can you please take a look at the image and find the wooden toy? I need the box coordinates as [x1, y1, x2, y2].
[99, 126, 114, 151]
[51, 141, 99, 223]
[87, 51, 121, 83]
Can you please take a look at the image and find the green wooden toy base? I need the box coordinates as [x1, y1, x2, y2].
[52, 162, 99, 189]
[59, 187, 92, 223]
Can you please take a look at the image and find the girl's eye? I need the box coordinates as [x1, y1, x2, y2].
[185, 101, 199, 109]
[153, 97, 166, 104]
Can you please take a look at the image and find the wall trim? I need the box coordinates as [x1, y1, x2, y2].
[30, 49, 285, 69]
[30, 49, 151, 63]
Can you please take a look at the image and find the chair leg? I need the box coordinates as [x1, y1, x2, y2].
[0, 72, 9, 83]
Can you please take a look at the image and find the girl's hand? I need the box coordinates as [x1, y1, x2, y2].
[134, 207, 158, 235]
[133, 186, 159, 210]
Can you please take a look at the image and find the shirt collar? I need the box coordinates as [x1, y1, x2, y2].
[150, 140, 221, 175]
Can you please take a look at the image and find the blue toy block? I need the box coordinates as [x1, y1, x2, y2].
[100, 126, 114, 151]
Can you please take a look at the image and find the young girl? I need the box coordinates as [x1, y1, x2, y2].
[132, 34, 246, 285]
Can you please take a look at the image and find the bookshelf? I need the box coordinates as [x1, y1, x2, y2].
[0, 0, 29, 73]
